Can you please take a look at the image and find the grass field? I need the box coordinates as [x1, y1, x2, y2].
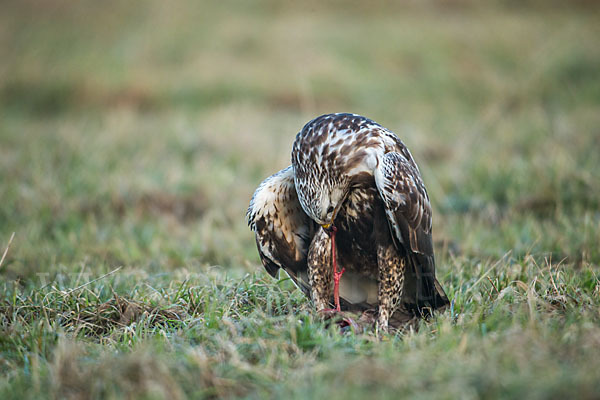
[1, 1, 600, 398]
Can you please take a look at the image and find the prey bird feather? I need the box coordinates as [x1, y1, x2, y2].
[247, 113, 449, 330]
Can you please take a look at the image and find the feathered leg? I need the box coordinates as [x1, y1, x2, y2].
[307, 228, 333, 311]
[376, 243, 406, 331]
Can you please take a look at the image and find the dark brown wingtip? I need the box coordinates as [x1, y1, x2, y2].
[432, 278, 451, 311]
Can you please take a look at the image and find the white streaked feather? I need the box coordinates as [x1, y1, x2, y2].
[247, 165, 310, 263]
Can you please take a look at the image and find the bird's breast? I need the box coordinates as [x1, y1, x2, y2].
[334, 186, 383, 276]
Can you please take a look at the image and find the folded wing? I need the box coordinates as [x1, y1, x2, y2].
[246, 166, 315, 295]
[374, 151, 449, 313]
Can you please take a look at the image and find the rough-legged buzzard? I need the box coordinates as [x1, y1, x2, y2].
[247, 113, 449, 330]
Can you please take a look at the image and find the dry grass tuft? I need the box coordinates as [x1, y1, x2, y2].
[1, 290, 188, 339]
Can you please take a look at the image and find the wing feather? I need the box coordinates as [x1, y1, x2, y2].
[374, 151, 449, 312]
[246, 166, 314, 293]
[374, 152, 432, 254]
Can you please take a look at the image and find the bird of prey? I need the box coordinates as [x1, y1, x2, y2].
[247, 113, 449, 330]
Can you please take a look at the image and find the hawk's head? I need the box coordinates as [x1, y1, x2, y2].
[315, 185, 347, 228]
[294, 176, 349, 229]
[291, 113, 378, 230]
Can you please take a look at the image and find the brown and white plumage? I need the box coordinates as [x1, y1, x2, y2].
[247, 113, 449, 329]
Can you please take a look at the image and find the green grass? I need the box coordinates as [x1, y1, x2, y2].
[1, 1, 600, 398]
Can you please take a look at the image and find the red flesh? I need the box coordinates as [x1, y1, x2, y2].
[331, 225, 345, 312]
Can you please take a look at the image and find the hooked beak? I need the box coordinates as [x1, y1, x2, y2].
[321, 223, 337, 235]
[321, 204, 342, 233]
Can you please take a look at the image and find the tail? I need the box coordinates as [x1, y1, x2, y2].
[402, 253, 449, 317]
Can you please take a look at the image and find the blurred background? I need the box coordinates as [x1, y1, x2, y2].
[1, 0, 599, 281]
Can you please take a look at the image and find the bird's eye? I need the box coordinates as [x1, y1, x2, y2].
[326, 206, 334, 214]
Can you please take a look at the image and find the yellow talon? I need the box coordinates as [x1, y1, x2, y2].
[321, 223, 331, 229]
